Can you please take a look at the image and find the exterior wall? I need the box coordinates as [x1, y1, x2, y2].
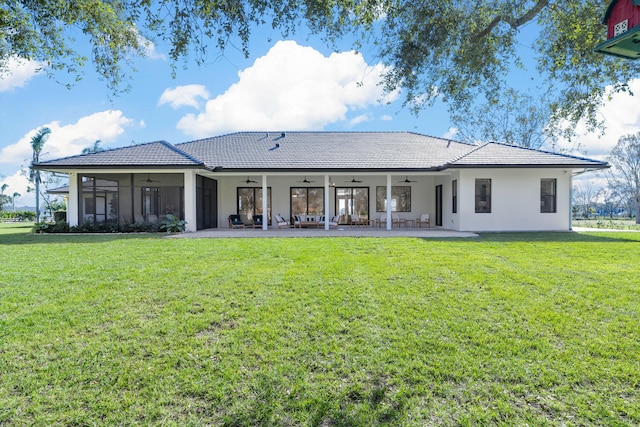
[608, 0, 640, 38]
[456, 168, 571, 232]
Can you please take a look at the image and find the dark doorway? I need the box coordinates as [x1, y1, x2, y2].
[435, 185, 443, 227]
[197, 176, 217, 230]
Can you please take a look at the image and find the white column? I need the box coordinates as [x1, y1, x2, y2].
[68, 172, 79, 226]
[262, 175, 268, 230]
[184, 170, 197, 232]
[386, 174, 392, 230]
[324, 175, 330, 230]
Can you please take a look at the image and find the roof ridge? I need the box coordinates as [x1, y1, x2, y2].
[445, 141, 488, 165]
[178, 130, 428, 146]
[156, 140, 204, 165]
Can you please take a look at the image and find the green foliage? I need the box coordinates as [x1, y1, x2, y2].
[159, 213, 187, 233]
[1, 224, 639, 425]
[3, 1, 638, 135]
[0, 194, 10, 211]
[0, 211, 36, 221]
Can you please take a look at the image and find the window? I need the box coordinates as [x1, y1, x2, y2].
[452, 180, 457, 213]
[376, 186, 411, 212]
[290, 187, 324, 216]
[475, 179, 491, 213]
[238, 187, 272, 222]
[142, 187, 161, 217]
[540, 179, 556, 213]
[335, 187, 369, 224]
[614, 19, 628, 36]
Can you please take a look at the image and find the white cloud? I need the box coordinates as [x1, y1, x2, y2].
[159, 84, 210, 109]
[0, 110, 133, 165]
[556, 79, 640, 157]
[0, 57, 44, 92]
[349, 114, 372, 126]
[141, 38, 167, 61]
[176, 40, 400, 137]
[380, 115, 393, 121]
[442, 127, 459, 140]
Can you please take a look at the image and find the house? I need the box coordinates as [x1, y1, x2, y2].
[595, 0, 640, 59]
[35, 131, 608, 232]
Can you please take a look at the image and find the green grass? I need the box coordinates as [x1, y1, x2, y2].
[1, 223, 639, 426]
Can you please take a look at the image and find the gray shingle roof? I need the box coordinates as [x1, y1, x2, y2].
[175, 132, 475, 171]
[449, 142, 608, 168]
[34, 132, 609, 171]
[35, 140, 203, 169]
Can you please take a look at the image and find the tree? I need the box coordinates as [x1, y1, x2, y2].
[81, 140, 105, 154]
[608, 132, 640, 224]
[451, 89, 554, 149]
[12, 192, 20, 212]
[0, 183, 8, 212]
[29, 127, 51, 222]
[573, 182, 601, 220]
[2, 1, 638, 137]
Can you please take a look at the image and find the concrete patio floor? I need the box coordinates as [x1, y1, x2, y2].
[167, 226, 480, 239]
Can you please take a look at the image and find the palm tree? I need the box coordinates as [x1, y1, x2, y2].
[30, 127, 51, 222]
[12, 192, 20, 212]
[81, 139, 104, 154]
[0, 183, 8, 212]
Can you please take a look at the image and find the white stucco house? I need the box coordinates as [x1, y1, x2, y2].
[35, 131, 608, 232]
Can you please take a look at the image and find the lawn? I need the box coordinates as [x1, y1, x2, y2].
[1, 223, 639, 426]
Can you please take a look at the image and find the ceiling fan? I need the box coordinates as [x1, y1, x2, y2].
[296, 176, 315, 183]
[346, 176, 363, 183]
[144, 174, 161, 183]
[399, 176, 417, 183]
[240, 176, 258, 184]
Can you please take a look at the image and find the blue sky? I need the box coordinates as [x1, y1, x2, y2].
[1, 23, 638, 206]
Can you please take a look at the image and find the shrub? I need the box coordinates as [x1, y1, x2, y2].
[159, 214, 187, 233]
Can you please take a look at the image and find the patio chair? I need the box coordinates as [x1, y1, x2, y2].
[228, 214, 245, 229]
[252, 215, 264, 228]
[391, 214, 406, 227]
[376, 214, 387, 228]
[276, 215, 289, 228]
[417, 213, 431, 228]
[275, 215, 290, 228]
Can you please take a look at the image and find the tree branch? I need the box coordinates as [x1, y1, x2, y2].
[473, 0, 550, 41]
